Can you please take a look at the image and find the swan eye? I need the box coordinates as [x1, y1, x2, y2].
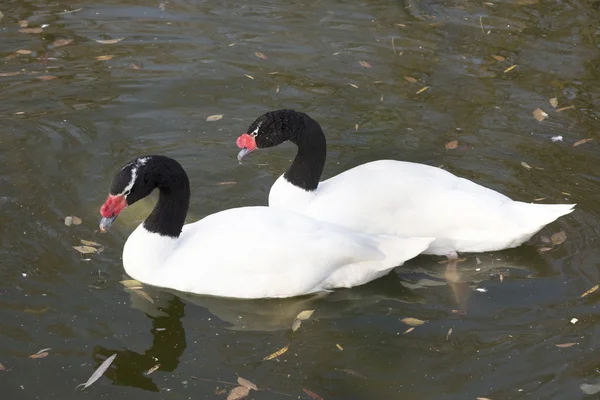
[250, 122, 263, 137]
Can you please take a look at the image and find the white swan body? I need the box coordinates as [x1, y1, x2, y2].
[122, 206, 434, 298]
[268, 159, 574, 256]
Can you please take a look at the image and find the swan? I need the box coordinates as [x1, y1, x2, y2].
[98, 155, 434, 299]
[236, 109, 575, 259]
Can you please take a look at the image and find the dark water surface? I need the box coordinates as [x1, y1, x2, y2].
[1, 0, 599, 398]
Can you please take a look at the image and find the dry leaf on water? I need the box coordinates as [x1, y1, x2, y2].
[401, 317, 426, 326]
[29, 348, 51, 359]
[227, 386, 249, 400]
[237, 376, 258, 391]
[359, 61, 372, 68]
[295, 310, 315, 321]
[303, 388, 324, 400]
[573, 138, 592, 147]
[95, 38, 125, 44]
[16, 50, 32, 55]
[533, 108, 548, 122]
[503, 64, 517, 73]
[292, 319, 302, 332]
[549, 97, 558, 108]
[416, 86, 430, 94]
[521, 161, 532, 170]
[73, 246, 98, 254]
[404, 76, 417, 83]
[446, 328, 453, 340]
[580, 284, 599, 298]
[216, 181, 236, 186]
[37, 75, 57, 81]
[555, 342, 577, 348]
[71, 216, 82, 225]
[130, 63, 141, 70]
[80, 239, 102, 247]
[538, 247, 553, 253]
[263, 343, 289, 360]
[0, 72, 21, 77]
[476, 398, 493, 400]
[445, 140, 458, 150]
[550, 231, 566, 246]
[254, 52, 268, 60]
[19, 28, 43, 34]
[53, 39, 73, 47]
[120, 279, 143, 288]
[244, 74, 254, 80]
[206, 114, 223, 122]
[348, 83, 358, 89]
[336, 344, 343, 351]
[96, 55, 115, 61]
[76, 353, 117, 390]
[19, 20, 29, 28]
[556, 105, 574, 112]
[403, 327, 414, 334]
[133, 288, 154, 303]
[145, 364, 160, 375]
[492, 55, 505, 61]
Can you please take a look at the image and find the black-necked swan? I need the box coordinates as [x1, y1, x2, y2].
[98, 155, 434, 299]
[236, 110, 575, 260]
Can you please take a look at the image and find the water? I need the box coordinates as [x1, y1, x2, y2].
[0, 0, 599, 398]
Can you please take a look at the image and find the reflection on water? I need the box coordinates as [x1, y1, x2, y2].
[0, 0, 599, 398]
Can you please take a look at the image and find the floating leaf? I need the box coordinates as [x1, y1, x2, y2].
[292, 319, 302, 332]
[206, 114, 223, 122]
[555, 342, 577, 348]
[580, 284, 599, 298]
[521, 161, 532, 170]
[244, 74, 254, 80]
[216, 181, 237, 186]
[556, 105, 574, 112]
[53, 39, 73, 47]
[550, 231, 566, 246]
[16, 50, 32, 55]
[29, 348, 51, 359]
[573, 138, 592, 147]
[303, 388, 324, 400]
[145, 364, 160, 375]
[276, 85, 279, 93]
[336, 344, 343, 351]
[65, 216, 73, 226]
[95, 37, 125, 44]
[401, 317, 425, 326]
[295, 310, 315, 321]
[445, 140, 458, 150]
[499, 273, 504, 283]
[73, 246, 98, 254]
[254, 51, 268, 60]
[476, 398, 493, 400]
[80, 239, 102, 247]
[227, 386, 249, 400]
[538, 247, 553, 253]
[492, 55, 505, 61]
[96, 55, 115, 61]
[75, 353, 117, 390]
[19, 28, 43, 34]
[415, 86, 430, 94]
[359, 60, 372, 68]
[403, 327, 415, 334]
[0, 72, 21, 77]
[355, 124, 359, 131]
[133, 288, 154, 303]
[237, 377, 258, 391]
[533, 108, 548, 122]
[71, 216, 82, 225]
[120, 279, 143, 288]
[549, 97, 558, 108]
[404, 76, 417, 83]
[580, 382, 600, 395]
[263, 343, 289, 360]
[570, 317, 578, 324]
[348, 83, 358, 88]
[37, 75, 57, 81]
[503, 64, 517, 73]
[19, 20, 29, 28]
[446, 328, 453, 340]
[130, 63, 141, 70]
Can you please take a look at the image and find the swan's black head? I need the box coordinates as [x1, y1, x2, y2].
[99, 156, 158, 231]
[236, 109, 320, 162]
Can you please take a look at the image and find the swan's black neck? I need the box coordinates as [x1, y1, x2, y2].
[142, 157, 190, 238]
[283, 115, 326, 192]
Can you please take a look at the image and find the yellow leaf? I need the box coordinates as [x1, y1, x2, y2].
[295, 310, 315, 321]
[133, 288, 154, 303]
[580, 284, 598, 298]
[401, 317, 426, 326]
[573, 138, 592, 147]
[96, 55, 115, 61]
[120, 279, 143, 288]
[445, 140, 458, 150]
[206, 114, 223, 122]
[73, 246, 98, 254]
[359, 60, 372, 68]
[227, 386, 249, 400]
[556, 105, 574, 112]
[415, 86, 430, 94]
[549, 97, 558, 108]
[254, 51, 268, 60]
[263, 343, 289, 360]
[95, 37, 125, 44]
[532, 108, 548, 122]
[336, 344, 343, 351]
[145, 364, 160, 375]
[503, 64, 517, 73]
[555, 342, 577, 348]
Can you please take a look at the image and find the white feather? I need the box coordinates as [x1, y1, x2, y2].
[269, 160, 575, 256]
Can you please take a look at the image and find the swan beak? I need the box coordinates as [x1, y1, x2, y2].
[99, 214, 118, 232]
[237, 147, 254, 163]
